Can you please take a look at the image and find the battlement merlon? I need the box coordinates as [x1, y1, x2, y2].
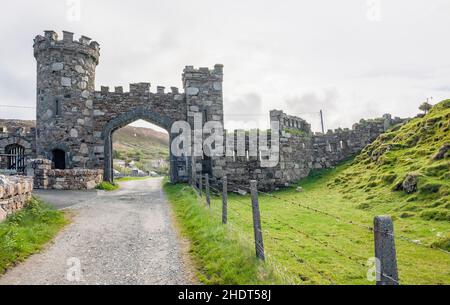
[33, 30, 100, 65]
[95, 83, 183, 97]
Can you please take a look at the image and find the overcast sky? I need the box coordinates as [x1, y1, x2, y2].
[0, 0, 449, 132]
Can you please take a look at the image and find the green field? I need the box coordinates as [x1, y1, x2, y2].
[166, 168, 450, 284]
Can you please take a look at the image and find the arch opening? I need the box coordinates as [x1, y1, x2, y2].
[101, 108, 182, 183]
[111, 120, 170, 182]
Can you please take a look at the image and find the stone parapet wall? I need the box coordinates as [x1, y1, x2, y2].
[0, 175, 34, 222]
[46, 169, 103, 190]
[29, 159, 102, 190]
[222, 114, 407, 191]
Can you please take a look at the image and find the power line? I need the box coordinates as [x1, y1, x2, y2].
[0, 104, 35, 109]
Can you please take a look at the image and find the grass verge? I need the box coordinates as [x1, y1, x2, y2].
[0, 197, 68, 274]
[96, 181, 119, 191]
[164, 181, 282, 284]
[115, 176, 152, 182]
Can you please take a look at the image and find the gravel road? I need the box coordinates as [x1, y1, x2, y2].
[0, 178, 192, 285]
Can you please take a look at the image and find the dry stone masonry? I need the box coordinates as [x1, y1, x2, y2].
[0, 30, 407, 192]
[0, 175, 33, 222]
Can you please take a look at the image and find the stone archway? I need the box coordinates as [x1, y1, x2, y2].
[101, 107, 177, 183]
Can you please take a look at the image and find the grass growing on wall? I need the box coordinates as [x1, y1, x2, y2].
[164, 182, 282, 285]
[0, 197, 68, 274]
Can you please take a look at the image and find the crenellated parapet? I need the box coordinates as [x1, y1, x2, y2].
[94, 83, 184, 100]
[270, 109, 312, 135]
[33, 30, 100, 65]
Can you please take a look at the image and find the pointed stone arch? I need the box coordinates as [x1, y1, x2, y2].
[101, 107, 177, 183]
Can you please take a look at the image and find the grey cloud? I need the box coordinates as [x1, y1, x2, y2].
[285, 88, 339, 114]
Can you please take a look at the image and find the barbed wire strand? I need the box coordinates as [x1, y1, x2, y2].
[207, 183, 338, 284]
[191, 188, 299, 285]
[226, 181, 450, 256]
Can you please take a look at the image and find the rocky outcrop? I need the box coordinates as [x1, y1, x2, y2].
[402, 173, 418, 194]
[432, 143, 449, 160]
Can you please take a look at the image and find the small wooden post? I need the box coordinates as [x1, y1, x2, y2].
[374, 215, 399, 285]
[205, 173, 211, 207]
[222, 176, 228, 224]
[198, 174, 202, 197]
[250, 180, 265, 261]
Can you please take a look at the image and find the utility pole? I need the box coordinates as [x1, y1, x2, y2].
[320, 110, 325, 134]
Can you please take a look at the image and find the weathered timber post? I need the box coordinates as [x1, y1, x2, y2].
[374, 215, 399, 285]
[250, 180, 265, 261]
[205, 173, 211, 207]
[222, 176, 228, 224]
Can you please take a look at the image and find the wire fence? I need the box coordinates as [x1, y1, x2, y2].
[190, 174, 449, 285]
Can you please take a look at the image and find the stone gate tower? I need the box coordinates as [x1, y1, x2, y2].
[34, 31, 100, 169]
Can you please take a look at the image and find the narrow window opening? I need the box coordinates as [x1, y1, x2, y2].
[55, 99, 60, 116]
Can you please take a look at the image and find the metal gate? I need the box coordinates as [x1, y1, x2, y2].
[0, 144, 27, 175]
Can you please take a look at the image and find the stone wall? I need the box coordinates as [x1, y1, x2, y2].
[222, 113, 406, 191]
[0, 175, 34, 222]
[29, 159, 102, 190]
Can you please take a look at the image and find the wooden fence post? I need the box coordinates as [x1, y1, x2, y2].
[222, 176, 228, 224]
[374, 215, 399, 285]
[250, 180, 265, 261]
[205, 173, 211, 207]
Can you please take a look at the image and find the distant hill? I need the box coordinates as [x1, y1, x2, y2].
[112, 126, 170, 173]
[0, 119, 35, 132]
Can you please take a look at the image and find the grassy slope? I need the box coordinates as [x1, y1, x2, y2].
[165, 100, 450, 285]
[329, 99, 449, 224]
[0, 197, 68, 274]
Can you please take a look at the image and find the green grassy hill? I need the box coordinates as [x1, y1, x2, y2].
[112, 125, 169, 173]
[329, 100, 449, 225]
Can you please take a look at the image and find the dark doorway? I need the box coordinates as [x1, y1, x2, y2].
[52, 149, 66, 169]
[5, 144, 26, 173]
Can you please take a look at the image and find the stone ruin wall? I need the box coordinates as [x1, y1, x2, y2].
[0, 175, 33, 222]
[222, 112, 406, 191]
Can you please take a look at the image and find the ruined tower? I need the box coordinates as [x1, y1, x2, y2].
[33, 31, 100, 169]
